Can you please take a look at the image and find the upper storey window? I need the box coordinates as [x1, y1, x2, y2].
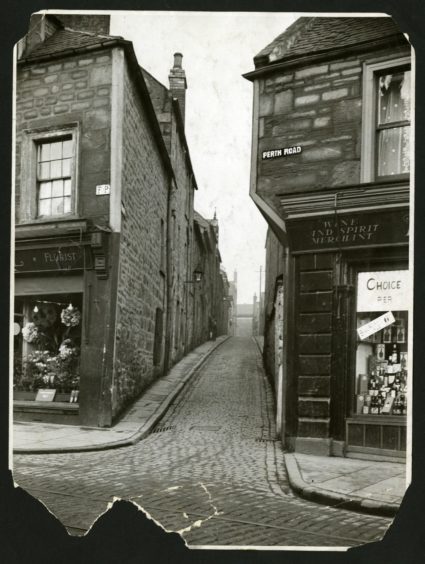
[18, 125, 78, 223]
[37, 138, 73, 217]
[361, 56, 412, 183]
[376, 68, 411, 178]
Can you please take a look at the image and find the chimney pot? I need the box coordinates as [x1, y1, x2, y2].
[169, 52, 187, 125]
[173, 52, 183, 68]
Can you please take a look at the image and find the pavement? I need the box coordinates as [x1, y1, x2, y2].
[13, 335, 406, 534]
[253, 333, 406, 517]
[13, 336, 229, 454]
[285, 452, 405, 517]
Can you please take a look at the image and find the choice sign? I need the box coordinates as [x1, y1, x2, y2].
[357, 270, 411, 312]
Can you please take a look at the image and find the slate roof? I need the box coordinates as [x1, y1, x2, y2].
[194, 211, 211, 230]
[254, 17, 407, 68]
[21, 27, 124, 61]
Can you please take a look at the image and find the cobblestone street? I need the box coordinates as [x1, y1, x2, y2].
[13, 337, 393, 548]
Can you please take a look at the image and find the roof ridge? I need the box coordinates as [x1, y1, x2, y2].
[61, 26, 122, 41]
[140, 65, 169, 92]
[253, 16, 406, 69]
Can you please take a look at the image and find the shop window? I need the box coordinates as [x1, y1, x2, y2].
[37, 138, 73, 217]
[354, 270, 409, 419]
[361, 57, 411, 183]
[14, 293, 82, 398]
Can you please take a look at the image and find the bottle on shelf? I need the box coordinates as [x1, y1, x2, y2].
[383, 325, 392, 343]
[393, 395, 401, 415]
[370, 395, 380, 415]
[396, 321, 406, 343]
[391, 343, 399, 364]
[394, 374, 401, 393]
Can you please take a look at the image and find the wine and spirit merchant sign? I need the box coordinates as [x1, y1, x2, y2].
[288, 209, 409, 252]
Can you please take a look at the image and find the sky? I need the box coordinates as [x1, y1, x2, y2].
[110, 11, 297, 303]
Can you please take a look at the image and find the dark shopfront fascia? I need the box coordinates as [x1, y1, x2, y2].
[286, 204, 410, 460]
[13, 224, 114, 426]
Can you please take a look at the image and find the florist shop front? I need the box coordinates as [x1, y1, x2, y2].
[14, 287, 82, 425]
[14, 240, 86, 426]
[13, 228, 118, 427]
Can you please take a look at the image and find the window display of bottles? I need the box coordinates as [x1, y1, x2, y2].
[355, 313, 408, 416]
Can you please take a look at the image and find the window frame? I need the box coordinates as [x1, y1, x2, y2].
[360, 56, 411, 184]
[19, 124, 79, 223]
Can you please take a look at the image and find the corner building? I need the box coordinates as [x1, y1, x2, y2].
[244, 17, 412, 459]
[13, 14, 228, 427]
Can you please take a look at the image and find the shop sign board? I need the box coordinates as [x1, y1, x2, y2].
[15, 246, 85, 273]
[288, 209, 409, 252]
[357, 270, 410, 312]
[35, 389, 56, 402]
[357, 311, 395, 340]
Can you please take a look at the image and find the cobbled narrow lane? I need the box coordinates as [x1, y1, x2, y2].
[13, 337, 393, 547]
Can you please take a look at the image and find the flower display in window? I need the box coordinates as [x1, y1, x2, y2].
[60, 306, 81, 327]
[22, 322, 40, 343]
[15, 300, 82, 396]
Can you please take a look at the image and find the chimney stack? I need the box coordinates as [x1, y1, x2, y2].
[169, 52, 187, 125]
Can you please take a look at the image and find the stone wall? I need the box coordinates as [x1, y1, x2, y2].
[263, 228, 285, 388]
[142, 70, 196, 364]
[16, 50, 113, 226]
[192, 226, 210, 346]
[112, 58, 169, 418]
[256, 44, 409, 208]
[169, 115, 194, 362]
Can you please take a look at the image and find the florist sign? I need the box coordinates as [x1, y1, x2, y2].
[15, 245, 85, 273]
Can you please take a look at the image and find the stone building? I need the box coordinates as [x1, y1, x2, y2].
[218, 269, 231, 337]
[191, 211, 228, 345]
[252, 292, 265, 337]
[13, 13, 227, 427]
[220, 269, 232, 335]
[141, 54, 197, 364]
[244, 17, 412, 458]
[228, 271, 238, 336]
[235, 303, 254, 337]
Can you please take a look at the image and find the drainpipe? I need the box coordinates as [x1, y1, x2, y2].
[164, 177, 175, 372]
